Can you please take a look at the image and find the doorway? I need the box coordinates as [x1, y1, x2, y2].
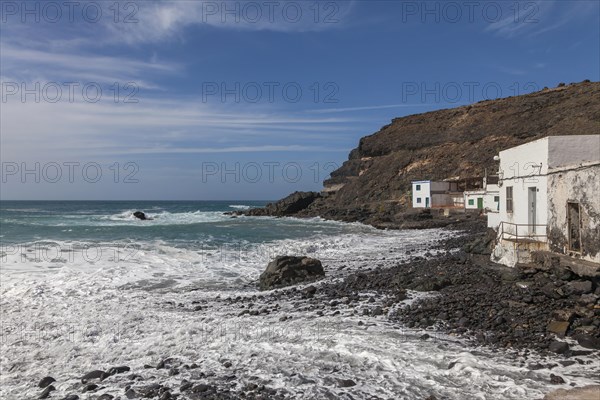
[528, 187, 537, 234]
[477, 198, 483, 209]
[425, 197, 429, 208]
[567, 202, 581, 252]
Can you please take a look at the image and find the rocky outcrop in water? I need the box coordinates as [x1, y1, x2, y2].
[242, 191, 321, 217]
[133, 211, 148, 220]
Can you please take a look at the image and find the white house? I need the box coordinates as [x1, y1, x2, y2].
[490, 135, 600, 267]
[411, 180, 461, 208]
[464, 177, 500, 212]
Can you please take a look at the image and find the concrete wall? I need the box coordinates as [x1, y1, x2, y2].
[547, 164, 600, 263]
[430, 181, 457, 192]
[548, 135, 600, 169]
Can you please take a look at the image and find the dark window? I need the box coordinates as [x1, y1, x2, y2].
[416, 184, 421, 191]
[416, 197, 421, 204]
[468, 199, 474, 206]
[506, 186, 513, 212]
[494, 196, 500, 202]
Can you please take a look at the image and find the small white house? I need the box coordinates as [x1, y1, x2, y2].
[464, 182, 500, 212]
[490, 135, 600, 267]
[411, 180, 461, 208]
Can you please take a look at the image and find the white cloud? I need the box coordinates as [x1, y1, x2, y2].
[104, 1, 355, 44]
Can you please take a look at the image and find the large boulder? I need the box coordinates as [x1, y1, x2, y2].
[259, 256, 324, 290]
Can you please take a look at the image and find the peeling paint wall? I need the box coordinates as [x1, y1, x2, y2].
[547, 165, 600, 263]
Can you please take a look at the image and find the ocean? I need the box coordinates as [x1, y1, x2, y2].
[0, 201, 597, 399]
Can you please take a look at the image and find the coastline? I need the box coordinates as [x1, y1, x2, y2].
[6, 205, 599, 399]
[234, 197, 600, 355]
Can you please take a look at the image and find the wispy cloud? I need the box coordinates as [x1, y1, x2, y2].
[485, 1, 598, 39]
[0, 43, 178, 88]
[0, 97, 355, 161]
[105, 1, 356, 44]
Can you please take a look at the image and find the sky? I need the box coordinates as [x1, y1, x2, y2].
[0, 0, 599, 200]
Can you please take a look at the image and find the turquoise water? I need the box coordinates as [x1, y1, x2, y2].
[0, 200, 420, 285]
[0, 200, 374, 245]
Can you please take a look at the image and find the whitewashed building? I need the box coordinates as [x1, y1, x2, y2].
[411, 180, 462, 208]
[490, 135, 600, 267]
[464, 177, 500, 212]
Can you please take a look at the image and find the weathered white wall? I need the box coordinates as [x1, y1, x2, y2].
[412, 181, 430, 208]
[491, 135, 600, 267]
[547, 164, 600, 263]
[548, 135, 600, 169]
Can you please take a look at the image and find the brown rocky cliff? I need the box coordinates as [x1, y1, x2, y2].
[301, 81, 600, 223]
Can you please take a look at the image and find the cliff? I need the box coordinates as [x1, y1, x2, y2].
[242, 81, 600, 227]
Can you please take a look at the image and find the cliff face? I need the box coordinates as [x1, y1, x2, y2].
[298, 81, 600, 224]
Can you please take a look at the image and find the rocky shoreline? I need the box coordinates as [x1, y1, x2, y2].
[32, 214, 600, 400]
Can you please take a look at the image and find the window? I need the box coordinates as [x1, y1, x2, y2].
[506, 186, 513, 212]
[416, 197, 422, 204]
[494, 196, 500, 202]
[468, 199, 474, 206]
[416, 184, 421, 191]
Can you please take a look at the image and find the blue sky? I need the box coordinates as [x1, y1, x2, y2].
[1, 0, 598, 200]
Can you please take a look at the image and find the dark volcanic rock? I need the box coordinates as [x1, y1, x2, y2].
[244, 191, 321, 217]
[550, 374, 566, 385]
[38, 376, 55, 388]
[107, 365, 130, 375]
[548, 341, 569, 354]
[133, 211, 147, 220]
[82, 383, 99, 393]
[259, 256, 324, 290]
[573, 334, 600, 350]
[337, 378, 357, 387]
[80, 370, 106, 383]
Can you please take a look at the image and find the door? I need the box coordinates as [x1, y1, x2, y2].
[528, 187, 536, 234]
[425, 197, 430, 208]
[568, 202, 581, 251]
[477, 198, 483, 209]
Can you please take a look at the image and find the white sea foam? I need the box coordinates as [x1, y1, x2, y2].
[99, 210, 232, 226]
[1, 224, 598, 399]
[228, 204, 252, 210]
